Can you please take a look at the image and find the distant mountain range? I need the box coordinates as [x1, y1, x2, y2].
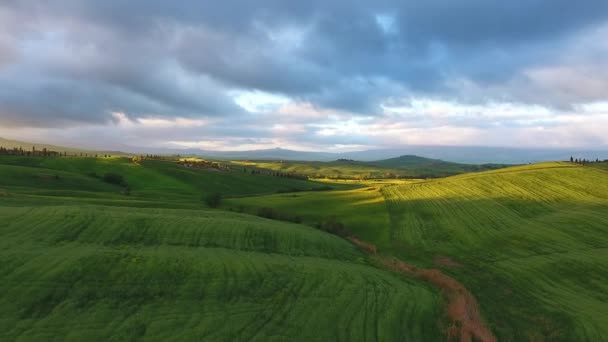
[186, 146, 608, 164]
[1, 137, 606, 164]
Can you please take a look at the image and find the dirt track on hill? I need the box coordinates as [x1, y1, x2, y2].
[348, 237, 496, 342]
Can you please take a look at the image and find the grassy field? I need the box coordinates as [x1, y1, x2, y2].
[0, 156, 444, 341]
[4, 154, 608, 341]
[226, 186, 395, 250]
[229, 162, 608, 341]
[0, 156, 356, 201]
[231, 155, 509, 179]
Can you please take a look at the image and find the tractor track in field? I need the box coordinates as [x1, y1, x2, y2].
[348, 237, 496, 342]
[347, 183, 496, 342]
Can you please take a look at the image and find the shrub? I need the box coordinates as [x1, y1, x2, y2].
[316, 217, 351, 237]
[204, 192, 222, 208]
[102, 173, 126, 186]
[257, 207, 278, 219]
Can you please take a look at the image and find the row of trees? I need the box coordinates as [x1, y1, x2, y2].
[0, 146, 117, 158]
[570, 156, 607, 164]
[0, 146, 61, 157]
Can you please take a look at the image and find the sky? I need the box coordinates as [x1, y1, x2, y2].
[1, 1, 608, 152]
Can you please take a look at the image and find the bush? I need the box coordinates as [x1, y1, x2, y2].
[102, 173, 126, 186]
[257, 207, 278, 219]
[316, 217, 351, 237]
[204, 192, 222, 208]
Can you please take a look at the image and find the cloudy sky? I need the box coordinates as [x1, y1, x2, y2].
[1, 1, 608, 151]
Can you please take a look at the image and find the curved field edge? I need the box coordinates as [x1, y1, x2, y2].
[0, 203, 443, 341]
[227, 162, 608, 341]
[382, 162, 608, 341]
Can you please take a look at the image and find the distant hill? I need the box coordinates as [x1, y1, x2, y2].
[231, 155, 510, 179]
[342, 146, 608, 164]
[3, 136, 607, 164]
[198, 146, 608, 164]
[197, 147, 337, 161]
[371, 155, 453, 168]
[369, 154, 508, 173]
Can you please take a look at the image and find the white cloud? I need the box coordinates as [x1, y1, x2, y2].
[231, 90, 291, 113]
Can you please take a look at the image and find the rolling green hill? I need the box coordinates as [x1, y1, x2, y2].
[4, 152, 608, 341]
[231, 155, 509, 179]
[228, 162, 608, 341]
[0, 155, 356, 202]
[0, 155, 443, 341]
[0, 203, 442, 341]
[381, 162, 608, 340]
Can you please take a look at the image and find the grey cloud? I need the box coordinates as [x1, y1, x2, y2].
[1, 0, 608, 128]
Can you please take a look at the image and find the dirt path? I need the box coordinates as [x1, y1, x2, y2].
[348, 237, 496, 342]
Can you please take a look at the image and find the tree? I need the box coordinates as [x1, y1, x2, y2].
[102, 173, 126, 186]
[570, 156, 573, 163]
[204, 192, 222, 208]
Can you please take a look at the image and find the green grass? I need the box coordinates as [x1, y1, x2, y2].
[4, 154, 607, 341]
[226, 186, 396, 251]
[0, 202, 442, 341]
[0, 156, 356, 201]
[0, 156, 443, 341]
[381, 162, 608, 340]
[230, 162, 608, 341]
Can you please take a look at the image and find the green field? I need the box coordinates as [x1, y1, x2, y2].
[0, 156, 356, 202]
[0, 156, 444, 341]
[3, 153, 608, 341]
[229, 162, 608, 341]
[226, 186, 396, 251]
[231, 155, 509, 179]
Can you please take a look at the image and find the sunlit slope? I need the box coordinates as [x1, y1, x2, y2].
[383, 162, 608, 340]
[232, 156, 508, 179]
[227, 186, 394, 249]
[0, 203, 442, 341]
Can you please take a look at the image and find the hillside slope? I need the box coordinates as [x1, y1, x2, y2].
[0, 156, 443, 341]
[228, 162, 608, 341]
[382, 162, 608, 340]
[0, 156, 355, 202]
[0, 203, 442, 341]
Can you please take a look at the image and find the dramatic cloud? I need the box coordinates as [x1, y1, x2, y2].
[1, 1, 607, 149]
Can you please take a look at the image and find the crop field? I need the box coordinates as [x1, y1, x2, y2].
[231, 162, 608, 341]
[0, 199, 443, 341]
[380, 162, 608, 340]
[3, 154, 608, 341]
[0, 156, 445, 341]
[226, 186, 395, 250]
[0, 156, 355, 201]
